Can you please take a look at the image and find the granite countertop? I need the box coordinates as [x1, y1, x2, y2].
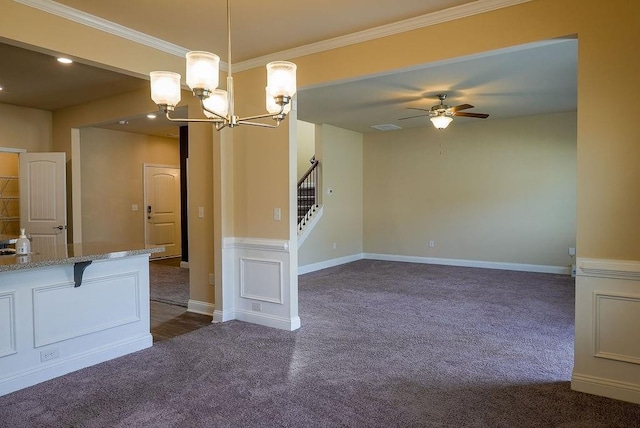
[0, 242, 165, 273]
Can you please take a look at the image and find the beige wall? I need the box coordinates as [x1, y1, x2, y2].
[79, 127, 179, 244]
[299, 124, 363, 266]
[287, 0, 640, 262]
[0, 103, 52, 152]
[364, 112, 577, 267]
[297, 120, 315, 181]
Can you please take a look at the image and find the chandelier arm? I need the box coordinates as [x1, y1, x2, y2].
[237, 120, 279, 129]
[164, 111, 224, 124]
[238, 111, 284, 122]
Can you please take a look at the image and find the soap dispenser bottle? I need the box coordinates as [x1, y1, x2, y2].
[15, 228, 31, 255]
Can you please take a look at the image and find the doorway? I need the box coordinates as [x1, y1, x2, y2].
[144, 164, 181, 259]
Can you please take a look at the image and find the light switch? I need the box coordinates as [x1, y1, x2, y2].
[131, 204, 138, 211]
[198, 206, 204, 218]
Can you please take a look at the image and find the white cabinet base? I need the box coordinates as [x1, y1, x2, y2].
[0, 254, 152, 397]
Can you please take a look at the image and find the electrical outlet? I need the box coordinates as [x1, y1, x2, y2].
[251, 302, 262, 312]
[429, 240, 435, 248]
[333, 242, 337, 250]
[198, 206, 204, 218]
[208, 273, 215, 286]
[273, 207, 281, 221]
[568, 247, 576, 256]
[40, 348, 59, 362]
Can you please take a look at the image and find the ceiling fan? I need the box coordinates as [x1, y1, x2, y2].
[399, 94, 489, 129]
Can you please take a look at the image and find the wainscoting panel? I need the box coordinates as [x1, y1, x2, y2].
[0, 292, 16, 358]
[33, 272, 140, 347]
[240, 258, 283, 303]
[573, 258, 640, 404]
[221, 237, 299, 331]
[593, 292, 640, 365]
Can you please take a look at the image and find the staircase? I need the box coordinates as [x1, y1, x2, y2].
[297, 156, 320, 234]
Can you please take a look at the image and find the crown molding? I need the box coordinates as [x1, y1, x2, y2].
[13, 0, 188, 57]
[14, 0, 531, 72]
[233, 0, 532, 71]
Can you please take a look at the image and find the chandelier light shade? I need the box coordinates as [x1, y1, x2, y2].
[186, 51, 220, 93]
[430, 114, 453, 129]
[203, 89, 229, 118]
[150, 71, 181, 108]
[266, 61, 297, 98]
[149, 0, 296, 130]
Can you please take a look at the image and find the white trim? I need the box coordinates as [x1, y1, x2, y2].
[233, 0, 533, 71]
[212, 309, 235, 324]
[235, 310, 301, 331]
[223, 237, 290, 252]
[299, 253, 570, 275]
[15, 0, 531, 71]
[0, 147, 27, 154]
[297, 205, 323, 247]
[13, 0, 188, 57]
[187, 299, 214, 316]
[179, 261, 189, 268]
[0, 334, 151, 397]
[572, 373, 640, 405]
[364, 253, 570, 274]
[298, 253, 365, 275]
[577, 258, 640, 280]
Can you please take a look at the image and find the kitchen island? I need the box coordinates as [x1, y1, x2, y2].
[0, 242, 163, 396]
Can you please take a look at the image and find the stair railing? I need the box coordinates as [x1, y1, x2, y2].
[297, 156, 319, 230]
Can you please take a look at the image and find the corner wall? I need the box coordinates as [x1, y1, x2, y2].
[299, 124, 363, 268]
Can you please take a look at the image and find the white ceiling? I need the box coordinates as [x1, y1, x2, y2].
[0, 0, 577, 137]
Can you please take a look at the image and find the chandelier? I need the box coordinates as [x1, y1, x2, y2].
[149, 0, 297, 131]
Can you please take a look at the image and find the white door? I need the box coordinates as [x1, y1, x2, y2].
[19, 152, 67, 252]
[144, 165, 181, 259]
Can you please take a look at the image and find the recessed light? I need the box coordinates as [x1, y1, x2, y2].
[118, 120, 129, 125]
[0, 86, 3, 91]
[147, 114, 157, 119]
[57, 57, 73, 64]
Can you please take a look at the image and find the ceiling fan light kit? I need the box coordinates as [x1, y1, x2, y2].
[430, 114, 453, 129]
[399, 93, 489, 130]
[149, 0, 297, 131]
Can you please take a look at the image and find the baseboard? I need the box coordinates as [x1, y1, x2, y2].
[235, 310, 301, 331]
[363, 253, 570, 275]
[180, 261, 189, 268]
[0, 334, 152, 397]
[212, 309, 235, 324]
[298, 253, 364, 275]
[572, 373, 640, 405]
[187, 299, 214, 316]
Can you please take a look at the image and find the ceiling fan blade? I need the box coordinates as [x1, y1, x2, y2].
[406, 107, 431, 113]
[454, 112, 489, 119]
[398, 114, 430, 120]
[450, 104, 474, 112]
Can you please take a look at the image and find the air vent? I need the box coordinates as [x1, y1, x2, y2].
[370, 124, 402, 131]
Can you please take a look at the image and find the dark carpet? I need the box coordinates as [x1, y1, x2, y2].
[1, 260, 639, 427]
[149, 259, 189, 307]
